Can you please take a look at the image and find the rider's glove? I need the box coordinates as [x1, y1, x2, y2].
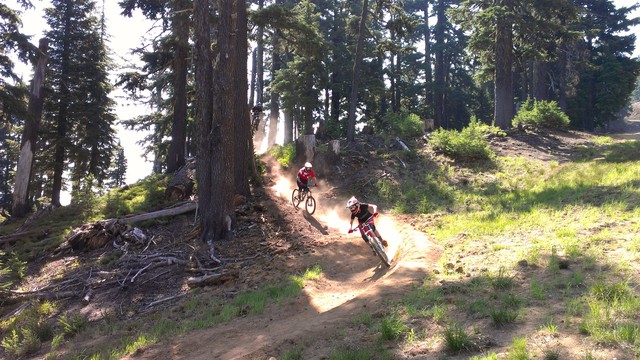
[315, 183, 318, 187]
[373, 212, 379, 217]
[348, 229, 353, 234]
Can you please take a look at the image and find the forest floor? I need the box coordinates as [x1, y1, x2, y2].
[4, 102, 640, 360]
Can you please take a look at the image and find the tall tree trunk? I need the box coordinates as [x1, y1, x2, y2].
[423, 1, 433, 118]
[13, 38, 48, 217]
[303, 70, 314, 135]
[256, 0, 265, 105]
[51, 108, 68, 208]
[390, 53, 398, 113]
[284, 108, 293, 143]
[533, 60, 548, 101]
[267, 24, 281, 147]
[166, 0, 191, 174]
[249, 48, 256, 106]
[232, 0, 252, 196]
[494, 3, 514, 129]
[195, 0, 234, 246]
[347, 0, 369, 143]
[434, 0, 446, 128]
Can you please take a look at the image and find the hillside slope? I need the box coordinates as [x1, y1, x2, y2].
[3, 120, 640, 360]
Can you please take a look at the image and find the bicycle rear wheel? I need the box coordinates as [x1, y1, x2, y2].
[305, 195, 316, 215]
[291, 189, 301, 208]
[370, 234, 391, 267]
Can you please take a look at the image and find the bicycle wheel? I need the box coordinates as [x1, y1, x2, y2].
[305, 195, 316, 215]
[291, 189, 301, 208]
[370, 234, 391, 267]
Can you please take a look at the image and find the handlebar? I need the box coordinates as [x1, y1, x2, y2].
[348, 215, 375, 233]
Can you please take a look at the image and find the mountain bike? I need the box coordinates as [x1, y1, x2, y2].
[291, 187, 316, 215]
[349, 215, 391, 267]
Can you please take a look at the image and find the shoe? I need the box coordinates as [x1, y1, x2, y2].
[381, 239, 388, 247]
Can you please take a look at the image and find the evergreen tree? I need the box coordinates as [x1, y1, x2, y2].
[566, 0, 640, 130]
[42, 0, 118, 206]
[107, 142, 127, 188]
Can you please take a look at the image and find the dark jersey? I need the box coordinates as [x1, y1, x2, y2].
[351, 203, 373, 224]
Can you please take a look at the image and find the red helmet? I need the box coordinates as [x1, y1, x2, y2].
[346, 196, 359, 213]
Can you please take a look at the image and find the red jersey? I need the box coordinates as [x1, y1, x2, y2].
[297, 167, 316, 181]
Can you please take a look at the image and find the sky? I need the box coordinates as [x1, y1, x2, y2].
[5, 0, 640, 189]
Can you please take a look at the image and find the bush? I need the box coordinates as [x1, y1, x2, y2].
[513, 99, 570, 130]
[383, 112, 425, 138]
[268, 143, 296, 168]
[430, 118, 495, 161]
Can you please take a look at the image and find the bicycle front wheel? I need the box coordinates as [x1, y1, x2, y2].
[305, 195, 316, 215]
[370, 234, 391, 267]
[291, 189, 301, 208]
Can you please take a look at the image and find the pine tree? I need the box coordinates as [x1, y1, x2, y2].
[42, 0, 118, 206]
[107, 142, 127, 188]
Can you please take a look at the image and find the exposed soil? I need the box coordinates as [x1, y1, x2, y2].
[5, 103, 640, 360]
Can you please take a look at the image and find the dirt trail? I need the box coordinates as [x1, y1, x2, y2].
[122, 182, 443, 360]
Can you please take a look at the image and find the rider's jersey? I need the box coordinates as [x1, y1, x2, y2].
[296, 167, 316, 183]
[351, 203, 373, 224]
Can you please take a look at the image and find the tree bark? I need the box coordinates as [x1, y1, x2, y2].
[268, 7, 282, 148]
[166, 0, 191, 174]
[297, 135, 316, 163]
[12, 38, 48, 217]
[434, 0, 446, 129]
[347, 0, 369, 143]
[423, 1, 433, 118]
[232, 0, 252, 197]
[256, 0, 265, 105]
[196, 0, 236, 247]
[494, 2, 514, 130]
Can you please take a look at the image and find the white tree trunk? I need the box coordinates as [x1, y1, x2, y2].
[12, 142, 34, 213]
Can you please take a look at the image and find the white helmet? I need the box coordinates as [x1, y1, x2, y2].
[304, 162, 312, 171]
[346, 196, 359, 213]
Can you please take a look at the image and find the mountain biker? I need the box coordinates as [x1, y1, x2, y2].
[346, 196, 388, 251]
[296, 162, 317, 197]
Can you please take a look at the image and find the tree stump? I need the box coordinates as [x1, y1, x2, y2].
[296, 135, 316, 162]
[329, 140, 340, 154]
[165, 158, 196, 200]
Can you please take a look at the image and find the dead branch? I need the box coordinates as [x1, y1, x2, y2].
[144, 293, 186, 309]
[8, 290, 81, 301]
[186, 271, 239, 288]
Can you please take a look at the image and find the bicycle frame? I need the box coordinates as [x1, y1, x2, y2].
[351, 216, 391, 267]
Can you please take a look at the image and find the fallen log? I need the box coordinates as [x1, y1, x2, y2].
[0, 229, 47, 245]
[56, 201, 198, 252]
[120, 201, 198, 224]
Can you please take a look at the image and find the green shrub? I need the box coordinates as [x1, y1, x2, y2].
[102, 174, 170, 219]
[513, 99, 570, 130]
[430, 118, 495, 161]
[268, 143, 296, 168]
[383, 111, 425, 138]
